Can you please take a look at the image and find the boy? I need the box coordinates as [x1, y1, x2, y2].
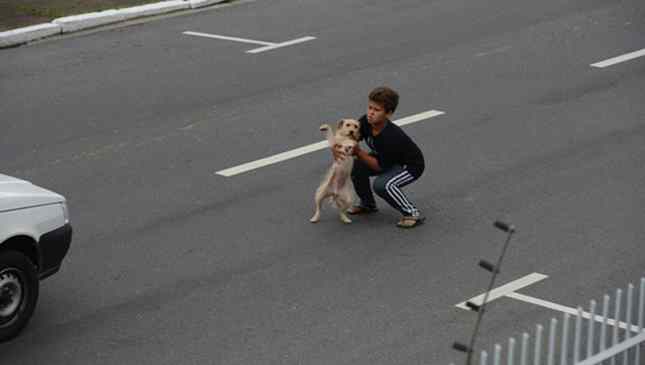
[347, 86, 426, 228]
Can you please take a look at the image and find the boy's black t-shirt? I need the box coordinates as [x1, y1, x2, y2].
[357, 114, 425, 176]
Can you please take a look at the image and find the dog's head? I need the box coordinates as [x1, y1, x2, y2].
[336, 119, 361, 141]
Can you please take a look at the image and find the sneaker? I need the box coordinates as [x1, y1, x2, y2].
[347, 205, 378, 215]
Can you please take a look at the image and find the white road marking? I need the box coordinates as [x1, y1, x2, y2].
[456, 273, 639, 332]
[183, 31, 315, 53]
[506, 292, 641, 333]
[183, 31, 273, 46]
[455, 272, 548, 310]
[247, 36, 317, 54]
[591, 48, 645, 68]
[392, 109, 445, 126]
[215, 109, 445, 177]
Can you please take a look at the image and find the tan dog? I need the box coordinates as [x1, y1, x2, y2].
[310, 119, 361, 224]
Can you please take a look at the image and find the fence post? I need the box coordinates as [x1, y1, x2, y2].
[561, 313, 570, 365]
[509, 338, 516, 365]
[574, 307, 583, 364]
[494, 344, 502, 365]
[623, 284, 634, 365]
[481, 350, 488, 365]
[548, 318, 557, 365]
[521, 332, 529, 365]
[535, 324, 543, 365]
[636, 278, 645, 365]
[601, 294, 610, 354]
[611, 289, 622, 365]
[588, 300, 597, 359]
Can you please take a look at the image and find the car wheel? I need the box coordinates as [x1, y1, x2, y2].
[0, 251, 39, 342]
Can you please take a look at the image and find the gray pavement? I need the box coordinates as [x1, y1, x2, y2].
[0, 0, 644, 363]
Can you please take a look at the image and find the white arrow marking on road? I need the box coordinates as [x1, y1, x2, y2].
[216, 109, 446, 177]
[456, 272, 640, 332]
[247, 36, 317, 54]
[183, 31, 316, 53]
[455, 272, 548, 310]
[591, 48, 645, 68]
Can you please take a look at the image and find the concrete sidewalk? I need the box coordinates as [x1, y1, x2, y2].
[0, 0, 233, 48]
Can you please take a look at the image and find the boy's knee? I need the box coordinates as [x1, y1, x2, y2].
[372, 179, 387, 197]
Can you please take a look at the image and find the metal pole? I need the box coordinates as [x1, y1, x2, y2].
[466, 227, 515, 365]
[494, 344, 502, 365]
[481, 350, 488, 365]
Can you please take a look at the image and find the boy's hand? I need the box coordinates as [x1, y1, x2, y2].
[352, 144, 362, 157]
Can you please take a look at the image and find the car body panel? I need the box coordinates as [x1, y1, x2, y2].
[0, 174, 65, 213]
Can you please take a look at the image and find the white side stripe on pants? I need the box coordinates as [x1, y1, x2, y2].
[389, 178, 415, 213]
[386, 171, 415, 213]
[386, 171, 414, 211]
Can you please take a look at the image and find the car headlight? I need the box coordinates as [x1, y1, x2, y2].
[61, 201, 70, 224]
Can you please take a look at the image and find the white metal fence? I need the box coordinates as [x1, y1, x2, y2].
[452, 278, 645, 365]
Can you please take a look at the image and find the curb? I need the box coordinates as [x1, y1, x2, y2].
[0, 23, 62, 48]
[53, 9, 129, 34]
[0, 0, 230, 49]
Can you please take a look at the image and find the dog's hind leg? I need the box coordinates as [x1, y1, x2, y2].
[310, 187, 330, 223]
[311, 168, 336, 223]
[310, 195, 323, 223]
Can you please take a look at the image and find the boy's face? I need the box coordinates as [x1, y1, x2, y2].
[366, 101, 393, 126]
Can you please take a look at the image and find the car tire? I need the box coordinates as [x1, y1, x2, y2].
[0, 250, 39, 342]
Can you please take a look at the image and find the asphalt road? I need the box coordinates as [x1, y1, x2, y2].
[1, 0, 644, 364]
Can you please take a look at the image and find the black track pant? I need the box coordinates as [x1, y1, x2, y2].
[351, 159, 422, 216]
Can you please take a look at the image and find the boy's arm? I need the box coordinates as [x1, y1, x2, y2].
[354, 145, 381, 172]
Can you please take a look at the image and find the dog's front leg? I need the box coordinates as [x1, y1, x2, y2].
[319, 124, 336, 147]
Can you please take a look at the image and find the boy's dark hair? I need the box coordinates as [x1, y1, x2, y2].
[369, 86, 399, 114]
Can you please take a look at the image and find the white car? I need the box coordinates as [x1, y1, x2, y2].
[0, 173, 72, 342]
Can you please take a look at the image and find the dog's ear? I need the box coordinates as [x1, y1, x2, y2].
[337, 119, 345, 130]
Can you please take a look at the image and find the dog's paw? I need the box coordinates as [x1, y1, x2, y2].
[340, 214, 352, 224]
[319, 124, 330, 131]
[310, 214, 320, 223]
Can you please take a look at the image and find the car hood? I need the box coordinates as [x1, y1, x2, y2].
[0, 174, 65, 212]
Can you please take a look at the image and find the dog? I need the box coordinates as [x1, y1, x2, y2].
[310, 119, 361, 224]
